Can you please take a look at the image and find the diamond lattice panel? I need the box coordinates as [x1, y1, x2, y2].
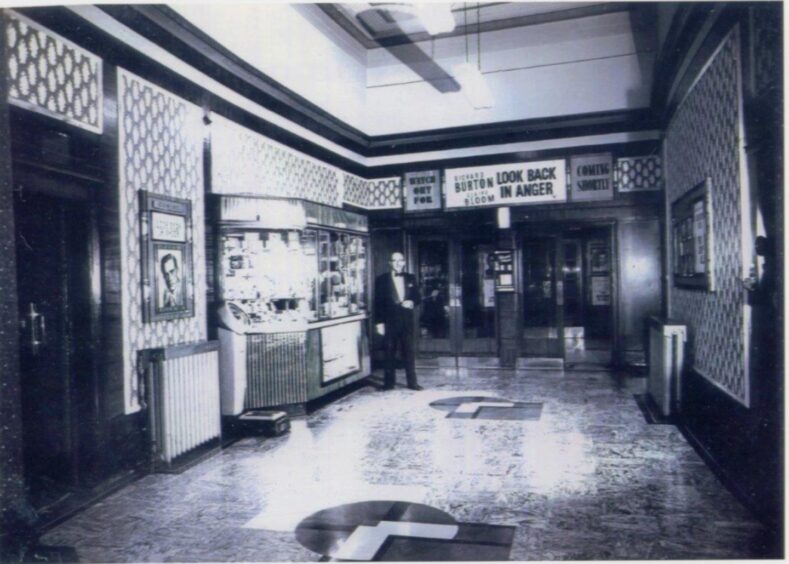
[6, 11, 102, 133]
[616, 156, 662, 192]
[367, 178, 402, 209]
[211, 115, 341, 206]
[665, 29, 748, 405]
[343, 173, 369, 208]
[118, 69, 206, 414]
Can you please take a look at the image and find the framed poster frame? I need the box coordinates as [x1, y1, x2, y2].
[671, 178, 715, 291]
[140, 190, 195, 322]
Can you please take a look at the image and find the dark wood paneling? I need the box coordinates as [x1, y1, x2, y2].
[617, 219, 662, 366]
[366, 141, 661, 179]
[0, 9, 28, 532]
[367, 110, 659, 157]
[680, 369, 782, 536]
[99, 61, 126, 421]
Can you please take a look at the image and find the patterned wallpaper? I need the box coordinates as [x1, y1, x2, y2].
[366, 178, 402, 209]
[211, 114, 342, 206]
[118, 69, 207, 414]
[616, 156, 662, 192]
[5, 10, 102, 133]
[664, 28, 749, 405]
[344, 173, 402, 210]
[211, 115, 402, 210]
[342, 173, 369, 208]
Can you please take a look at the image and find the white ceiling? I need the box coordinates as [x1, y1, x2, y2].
[170, 3, 656, 137]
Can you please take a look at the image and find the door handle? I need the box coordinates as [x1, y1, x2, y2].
[20, 302, 45, 354]
[37, 312, 47, 346]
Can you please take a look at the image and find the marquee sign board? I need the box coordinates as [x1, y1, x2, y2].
[444, 160, 567, 210]
[403, 170, 442, 212]
[570, 153, 613, 201]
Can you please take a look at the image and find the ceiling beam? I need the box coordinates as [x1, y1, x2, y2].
[319, 3, 635, 49]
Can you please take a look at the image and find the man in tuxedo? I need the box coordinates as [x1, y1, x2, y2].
[374, 252, 423, 390]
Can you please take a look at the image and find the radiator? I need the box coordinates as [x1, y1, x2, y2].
[647, 317, 687, 417]
[140, 340, 222, 472]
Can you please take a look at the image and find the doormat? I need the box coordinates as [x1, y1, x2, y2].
[430, 396, 543, 421]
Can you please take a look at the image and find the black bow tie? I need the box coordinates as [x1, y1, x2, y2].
[394, 273, 404, 277]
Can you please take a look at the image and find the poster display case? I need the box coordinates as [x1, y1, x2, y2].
[213, 196, 371, 414]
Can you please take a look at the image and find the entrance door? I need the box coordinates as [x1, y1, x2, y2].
[15, 185, 95, 510]
[415, 235, 496, 356]
[521, 237, 562, 357]
[521, 227, 614, 367]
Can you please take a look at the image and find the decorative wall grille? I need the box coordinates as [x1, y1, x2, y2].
[5, 10, 102, 133]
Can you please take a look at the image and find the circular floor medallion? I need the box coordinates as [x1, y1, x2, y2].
[295, 500, 457, 561]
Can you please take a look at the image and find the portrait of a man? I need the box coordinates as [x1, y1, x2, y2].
[156, 249, 184, 310]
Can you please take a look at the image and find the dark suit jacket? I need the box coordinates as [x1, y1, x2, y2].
[374, 271, 421, 329]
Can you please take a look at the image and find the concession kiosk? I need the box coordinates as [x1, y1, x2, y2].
[212, 195, 371, 415]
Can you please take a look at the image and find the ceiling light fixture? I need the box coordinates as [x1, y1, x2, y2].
[414, 3, 456, 35]
[453, 2, 493, 109]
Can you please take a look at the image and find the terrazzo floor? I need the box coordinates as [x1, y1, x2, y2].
[41, 367, 776, 561]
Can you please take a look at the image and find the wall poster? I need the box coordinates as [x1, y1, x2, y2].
[492, 250, 515, 291]
[591, 276, 611, 306]
[671, 178, 715, 291]
[444, 160, 567, 209]
[140, 191, 195, 322]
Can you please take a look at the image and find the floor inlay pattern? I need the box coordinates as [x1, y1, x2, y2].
[294, 500, 514, 561]
[429, 396, 543, 420]
[40, 368, 776, 561]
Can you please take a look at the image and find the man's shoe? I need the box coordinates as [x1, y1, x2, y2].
[407, 384, 424, 391]
[380, 385, 394, 392]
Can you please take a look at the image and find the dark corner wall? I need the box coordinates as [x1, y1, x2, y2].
[0, 10, 29, 544]
[661, 2, 783, 536]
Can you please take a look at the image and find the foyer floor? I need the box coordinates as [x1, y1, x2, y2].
[42, 367, 776, 561]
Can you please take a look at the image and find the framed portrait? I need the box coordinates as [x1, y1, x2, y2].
[140, 191, 195, 322]
[671, 178, 715, 291]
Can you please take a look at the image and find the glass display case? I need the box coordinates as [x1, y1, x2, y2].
[213, 195, 371, 414]
[218, 229, 317, 331]
[316, 230, 368, 320]
[214, 196, 369, 333]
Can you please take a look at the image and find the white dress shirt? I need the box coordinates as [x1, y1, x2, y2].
[392, 272, 405, 303]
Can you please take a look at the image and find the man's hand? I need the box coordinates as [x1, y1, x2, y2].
[375, 323, 385, 336]
[401, 300, 414, 309]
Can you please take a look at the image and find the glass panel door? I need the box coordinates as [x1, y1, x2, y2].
[522, 237, 562, 357]
[459, 241, 496, 354]
[416, 239, 451, 353]
[562, 239, 585, 364]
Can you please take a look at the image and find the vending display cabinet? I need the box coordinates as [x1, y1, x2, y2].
[213, 196, 371, 414]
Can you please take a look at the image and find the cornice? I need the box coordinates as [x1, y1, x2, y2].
[14, 4, 662, 176]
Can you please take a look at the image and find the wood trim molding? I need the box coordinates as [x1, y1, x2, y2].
[20, 6, 661, 173]
[652, 3, 745, 125]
